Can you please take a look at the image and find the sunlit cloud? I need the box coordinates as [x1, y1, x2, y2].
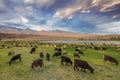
[91, 0, 120, 12]
[21, 16, 28, 24]
[112, 15, 120, 19]
[54, 0, 92, 19]
[54, 0, 120, 19]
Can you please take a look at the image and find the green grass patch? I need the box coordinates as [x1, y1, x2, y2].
[0, 40, 120, 80]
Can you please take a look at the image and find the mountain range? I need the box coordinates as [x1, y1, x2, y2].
[0, 26, 120, 40]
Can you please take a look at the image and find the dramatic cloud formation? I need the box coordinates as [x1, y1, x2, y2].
[92, 0, 120, 12]
[0, 0, 120, 34]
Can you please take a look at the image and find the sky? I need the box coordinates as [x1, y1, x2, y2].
[0, 0, 120, 34]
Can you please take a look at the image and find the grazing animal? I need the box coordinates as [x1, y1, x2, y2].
[9, 54, 21, 65]
[75, 48, 84, 55]
[74, 59, 94, 73]
[101, 47, 107, 50]
[53, 51, 61, 57]
[74, 53, 80, 58]
[31, 59, 44, 69]
[40, 52, 44, 58]
[63, 52, 68, 56]
[55, 48, 62, 52]
[94, 47, 101, 50]
[46, 53, 50, 61]
[30, 47, 36, 54]
[55, 47, 58, 51]
[61, 56, 72, 65]
[103, 55, 118, 65]
[8, 50, 14, 56]
[53, 47, 62, 57]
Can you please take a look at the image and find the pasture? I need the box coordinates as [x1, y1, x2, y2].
[0, 40, 120, 80]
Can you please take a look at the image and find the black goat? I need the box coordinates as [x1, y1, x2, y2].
[53, 51, 61, 57]
[46, 53, 50, 61]
[9, 54, 21, 65]
[74, 59, 94, 73]
[61, 56, 72, 65]
[8, 50, 14, 56]
[30, 47, 36, 54]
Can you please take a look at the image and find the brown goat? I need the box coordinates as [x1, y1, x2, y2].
[74, 59, 94, 73]
[31, 59, 44, 70]
[103, 55, 118, 65]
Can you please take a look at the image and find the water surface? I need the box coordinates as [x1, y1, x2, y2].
[40, 40, 120, 45]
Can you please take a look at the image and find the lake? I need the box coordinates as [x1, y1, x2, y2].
[40, 40, 120, 45]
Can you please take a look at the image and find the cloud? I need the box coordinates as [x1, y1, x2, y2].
[26, 18, 70, 31]
[30, 25, 52, 31]
[3, 18, 21, 24]
[91, 0, 120, 12]
[96, 21, 120, 34]
[23, 0, 34, 3]
[81, 10, 91, 13]
[54, 0, 92, 19]
[3, 16, 29, 25]
[14, 6, 33, 16]
[27, 24, 69, 31]
[112, 15, 120, 19]
[21, 16, 28, 24]
[0, 0, 5, 9]
[23, 0, 56, 8]
[54, 0, 120, 19]
[0, 0, 120, 34]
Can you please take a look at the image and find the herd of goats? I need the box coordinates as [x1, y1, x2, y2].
[6, 42, 119, 74]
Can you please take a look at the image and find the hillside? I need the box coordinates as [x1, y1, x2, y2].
[0, 26, 120, 40]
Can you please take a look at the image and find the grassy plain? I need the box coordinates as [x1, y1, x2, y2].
[0, 40, 120, 80]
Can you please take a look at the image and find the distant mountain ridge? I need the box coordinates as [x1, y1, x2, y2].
[0, 26, 85, 36]
[0, 26, 120, 40]
[0, 26, 72, 34]
[0, 26, 36, 34]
